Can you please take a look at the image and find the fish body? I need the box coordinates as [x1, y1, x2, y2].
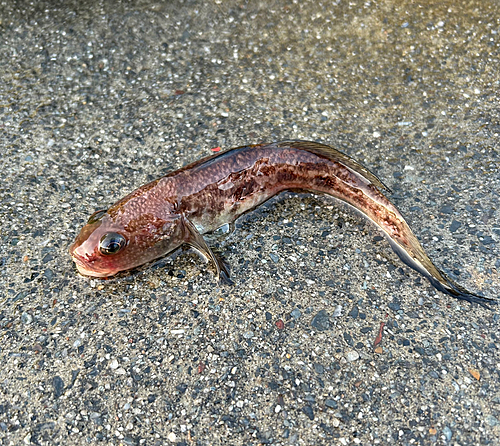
[70, 140, 496, 307]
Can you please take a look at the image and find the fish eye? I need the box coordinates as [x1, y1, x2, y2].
[99, 232, 127, 255]
[88, 209, 107, 224]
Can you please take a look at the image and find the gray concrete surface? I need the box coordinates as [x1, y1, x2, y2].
[1, 1, 499, 445]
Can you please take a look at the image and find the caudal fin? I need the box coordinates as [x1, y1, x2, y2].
[434, 271, 498, 308]
[387, 236, 497, 309]
[278, 140, 497, 308]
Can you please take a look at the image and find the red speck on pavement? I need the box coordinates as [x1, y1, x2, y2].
[374, 322, 385, 347]
[275, 319, 285, 330]
[211, 146, 221, 152]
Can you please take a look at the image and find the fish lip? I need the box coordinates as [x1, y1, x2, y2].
[71, 253, 114, 278]
[74, 262, 110, 278]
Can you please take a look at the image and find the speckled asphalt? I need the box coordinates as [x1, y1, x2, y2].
[1, 1, 499, 445]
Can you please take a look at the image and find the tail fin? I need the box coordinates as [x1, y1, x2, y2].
[386, 236, 497, 309]
[277, 140, 497, 308]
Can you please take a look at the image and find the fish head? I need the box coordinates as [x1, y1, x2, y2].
[69, 207, 183, 278]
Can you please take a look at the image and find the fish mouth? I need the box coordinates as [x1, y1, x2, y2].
[74, 262, 110, 278]
[71, 253, 113, 278]
[69, 236, 118, 278]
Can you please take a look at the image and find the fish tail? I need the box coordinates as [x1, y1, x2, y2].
[277, 141, 497, 308]
[386, 235, 498, 309]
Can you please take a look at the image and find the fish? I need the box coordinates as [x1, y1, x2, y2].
[69, 140, 497, 307]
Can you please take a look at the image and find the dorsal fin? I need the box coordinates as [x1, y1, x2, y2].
[276, 140, 391, 193]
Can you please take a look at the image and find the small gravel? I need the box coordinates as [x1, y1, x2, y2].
[346, 351, 360, 362]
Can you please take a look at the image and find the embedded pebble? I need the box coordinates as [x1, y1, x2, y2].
[52, 376, 64, 398]
[109, 359, 119, 370]
[325, 399, 338, 409]
[332, 305, 342, 317]
[302, 406, 314, 420]
[346, 351, 360, 362]
[269, 253, 279, 263]
[313, 363, 324, 374]
[486, 415, 499, 427]
[443, 426, 452, 441]
[21, 312, 33, 324]
[311, 310, 330, 331]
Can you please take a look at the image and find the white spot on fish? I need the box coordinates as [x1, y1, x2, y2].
[218, 181, 234, 191]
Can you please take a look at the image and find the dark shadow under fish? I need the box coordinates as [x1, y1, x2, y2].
[69, 140, 497, 308]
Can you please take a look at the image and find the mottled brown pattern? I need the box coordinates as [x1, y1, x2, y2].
[69, 141, 495, 306]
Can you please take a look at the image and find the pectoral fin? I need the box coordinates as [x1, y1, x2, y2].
[183, 217, 233, 285]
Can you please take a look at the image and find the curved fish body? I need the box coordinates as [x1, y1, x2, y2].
[70, 140, 496, 307]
